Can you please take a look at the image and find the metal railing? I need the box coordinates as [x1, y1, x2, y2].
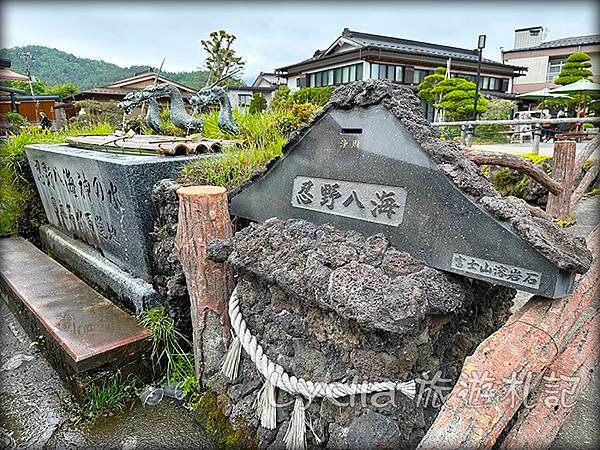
[430, 117, 600, 153]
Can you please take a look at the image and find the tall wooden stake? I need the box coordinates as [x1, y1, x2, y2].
[175, 186, 233, 382]
[546, 141, 577, 221]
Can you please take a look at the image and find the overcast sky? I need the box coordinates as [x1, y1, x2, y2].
[2, 1, 598, 83]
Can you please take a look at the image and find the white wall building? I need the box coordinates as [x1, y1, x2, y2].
[502, 27, 600, 94]
[227, 72, 287, 109]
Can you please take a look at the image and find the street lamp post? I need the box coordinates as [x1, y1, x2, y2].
[473, 34, 486, 121]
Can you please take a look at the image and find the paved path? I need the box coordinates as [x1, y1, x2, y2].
[0, 300, 213, 449]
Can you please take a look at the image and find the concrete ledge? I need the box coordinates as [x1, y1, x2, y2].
[40, 224, 161, 313]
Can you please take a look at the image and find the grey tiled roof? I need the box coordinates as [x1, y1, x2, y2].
[278, 29, 512, 71]
[347, 31, 501, 64]
[508, 34, 600, 51]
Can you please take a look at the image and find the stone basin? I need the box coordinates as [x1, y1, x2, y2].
[25, 143, 204, 282]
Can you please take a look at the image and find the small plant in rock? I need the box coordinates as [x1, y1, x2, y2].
[75, 372, 140, 423]
[137, 306, 195, 386]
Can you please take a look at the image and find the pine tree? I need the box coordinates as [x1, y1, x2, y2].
[432, 78, 487, 121]
[554, 52, 593, 85]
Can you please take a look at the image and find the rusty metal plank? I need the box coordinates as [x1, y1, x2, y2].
[0, 237, 150, 372]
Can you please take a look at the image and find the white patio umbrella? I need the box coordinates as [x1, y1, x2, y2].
[517, 88, 570, 109]
[551, 79, 600, 95]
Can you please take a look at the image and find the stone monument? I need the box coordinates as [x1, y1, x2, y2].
[25, 143, 206, 311]
[231, 80, 591, 298]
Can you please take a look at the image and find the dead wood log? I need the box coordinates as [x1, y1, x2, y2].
[573, 134, 600, 176]
[175, 185, 234, 382]
[499, 311, 600, 450]
[417, 227, 599, 450]
[570, 160, 600, 209]
[465, 150, 562, 195]
[547, 141, 577, 221]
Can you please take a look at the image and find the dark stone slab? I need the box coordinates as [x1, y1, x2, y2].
[25, 143, 203, 280]
[230, 81, 592, 298]
[0, 237, 150, 373]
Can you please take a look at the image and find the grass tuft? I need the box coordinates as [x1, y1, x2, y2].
[179, 109, 286, 190]
[76, 372, 140, 423]
[137, 306, 196, 392]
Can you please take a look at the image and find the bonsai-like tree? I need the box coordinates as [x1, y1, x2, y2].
[248, 92, 267, 113]
[417, 68, 446, 104]
[432, 77, 487, 121]
[201, 30, 245, 84]
[554, 52, 593, 85]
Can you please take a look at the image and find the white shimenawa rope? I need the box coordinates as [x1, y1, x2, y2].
[221, 285, 417, 450]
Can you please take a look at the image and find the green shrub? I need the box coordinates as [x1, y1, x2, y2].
[291, 86, 335, 107]
[70, 100, 123, 128]
[275, 102, 316, 135]
[0, 122, 115, 239]
[269, 85, 292, 111]
[2, 111, 28, 134]
[248, 93, 267, 114]
[474, 98, 516, 144]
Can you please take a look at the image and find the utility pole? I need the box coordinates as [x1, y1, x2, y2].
[19, 51, 40, 121]
[473, 34, 486, 121]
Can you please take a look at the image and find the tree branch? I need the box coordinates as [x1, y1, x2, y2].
[465, 150, 562, 195]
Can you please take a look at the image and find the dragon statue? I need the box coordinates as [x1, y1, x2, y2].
[118, 73, 240, 136]
[190, 85, 239, 134]
[119, 83, 204, 134]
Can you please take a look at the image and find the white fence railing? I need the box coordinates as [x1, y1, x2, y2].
[431, 117, 599, 152]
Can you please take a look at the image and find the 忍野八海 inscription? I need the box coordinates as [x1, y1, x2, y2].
[292, 176, 407, 226]
[230, 80, 592, 298]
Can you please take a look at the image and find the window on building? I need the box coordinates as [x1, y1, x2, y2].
[547, 58, 567, 82]
[413, 69, 432, 84]
[395, 66, 404, 83]
[238, 94, 252, 107]
[307, 63, 364, 87]
[370, 63, 405, 82]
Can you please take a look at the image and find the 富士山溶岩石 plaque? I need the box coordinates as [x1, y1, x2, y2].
[230, 81, 592, 298]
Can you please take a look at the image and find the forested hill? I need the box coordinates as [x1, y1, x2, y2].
[0, 45, 210, 90]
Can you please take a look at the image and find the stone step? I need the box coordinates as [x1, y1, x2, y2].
[0, 237, 150, 374]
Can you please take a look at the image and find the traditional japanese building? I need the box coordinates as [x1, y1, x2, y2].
[276, 28, 525, 120]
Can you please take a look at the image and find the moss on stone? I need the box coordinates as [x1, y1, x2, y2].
[194, 391, 257, 450]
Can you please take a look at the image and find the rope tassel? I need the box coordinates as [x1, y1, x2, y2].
[255, 378, 277, 429]
[284, 397, 307, 450]
[221, 333, 242, 380]
[398, 379, 417, 400]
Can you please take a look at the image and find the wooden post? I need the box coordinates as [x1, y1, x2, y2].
[532, 123, 542, 154]
[546, 141, 577, 221]
[465, 124, 474, 148]
[499, 311, 600, 449]
[175, 186, 233, 383]
[416, 228, 599, 450]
